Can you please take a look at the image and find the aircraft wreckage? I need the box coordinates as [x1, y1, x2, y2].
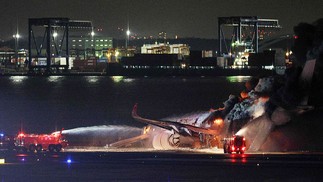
[108, 19, 323, 152]
[107, 59, 320, 152]
[54, 19, 322, 152]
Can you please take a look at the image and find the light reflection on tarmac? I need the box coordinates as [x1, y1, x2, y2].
[65, 147, 323, 155]
[64, 147, 223, 153]
[1, 147, 323, 181]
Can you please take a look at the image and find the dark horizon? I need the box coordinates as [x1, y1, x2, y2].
[1, 0, 322, 41]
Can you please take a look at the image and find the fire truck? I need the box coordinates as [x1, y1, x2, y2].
[0, 133, 15, 151]
[14, 131, 68, 153]
[223, 135, 246, 154]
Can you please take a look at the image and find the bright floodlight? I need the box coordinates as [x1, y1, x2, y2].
[126, 30, 130, 36]
[13, 33, 20, 39]
[91, 31, 95, 36]
[53, 32, 58, 38]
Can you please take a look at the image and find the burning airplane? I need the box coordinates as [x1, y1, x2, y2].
[60, 19, 322, 153]
[131, 104, 225, 149]
[109, 18, 323, 152]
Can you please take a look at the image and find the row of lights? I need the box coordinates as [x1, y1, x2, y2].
[12, 30, 96, 40]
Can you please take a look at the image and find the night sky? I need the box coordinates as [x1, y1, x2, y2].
[0, 0, 322, 40]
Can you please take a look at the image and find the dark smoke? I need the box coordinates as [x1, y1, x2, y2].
[261, 109, 323, 152]
[224, 18, 323, 152]
[259, 18, 323, 151]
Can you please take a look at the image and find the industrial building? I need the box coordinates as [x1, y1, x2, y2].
[69, 36, 113, 59]
[141, 43, 190, 56]
[69, 36, 114, 71]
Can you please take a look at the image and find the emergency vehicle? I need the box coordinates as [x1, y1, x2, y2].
[14, 131, 68, 153]
[223, 135, 246, 154]
[0, 133, 15, 151]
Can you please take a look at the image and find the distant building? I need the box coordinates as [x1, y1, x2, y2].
[119, 43, 190, 68]
[69, 36, 113, 59]
[141, 43, 190, 56]
[68, 36, 113, 71]
[0, 47, 28, 68]
[158, 31, 167, 40]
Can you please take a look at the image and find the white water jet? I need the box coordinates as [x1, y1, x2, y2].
[62, 125, 143, 147]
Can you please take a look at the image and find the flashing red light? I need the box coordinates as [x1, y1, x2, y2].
[18, 133, 25, 137]
[242, 147, 246, 151]
[242, 158, 247, 163]
[294, 35, 299, 39]
[231, 146, 235, 151]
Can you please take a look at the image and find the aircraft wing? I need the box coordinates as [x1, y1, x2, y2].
[132, 104, 219, 136]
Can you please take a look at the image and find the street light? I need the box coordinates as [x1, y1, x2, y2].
[91, 30, 95, 56]
[126, 29, 130, 49]
[53, 31, 58, 39]
[13, 33, 20, 39]
[13, 33, 20, 64]
[87, 30, 95, 57]
[52, 31, 58, 57]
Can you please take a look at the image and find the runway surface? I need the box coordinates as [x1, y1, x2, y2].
[1, 148, 323, 181]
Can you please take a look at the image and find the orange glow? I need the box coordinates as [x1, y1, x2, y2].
[259, 96, 269, 102]
[240, 91, 249, 99]
[213, 118, 223, 126]
[143, 126, 151, 134]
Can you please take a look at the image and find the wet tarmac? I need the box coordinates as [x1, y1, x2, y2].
[0, 148, 323, 182]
